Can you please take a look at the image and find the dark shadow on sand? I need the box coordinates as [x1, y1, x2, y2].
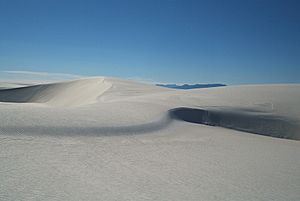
[169, 107, 300, 140]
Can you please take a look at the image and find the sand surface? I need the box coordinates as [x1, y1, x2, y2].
[0, 77, 299, 201]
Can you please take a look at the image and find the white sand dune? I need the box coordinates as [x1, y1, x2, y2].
[0, 77, 300, 201]
[0, 77, 112, 107]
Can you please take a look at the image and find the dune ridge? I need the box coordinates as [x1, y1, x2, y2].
[0, 77, 112, 106]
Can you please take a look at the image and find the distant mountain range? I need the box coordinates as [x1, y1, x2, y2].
[156, 83, 226, 89]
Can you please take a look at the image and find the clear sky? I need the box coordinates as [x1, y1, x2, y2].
[0, 0, 299, 84]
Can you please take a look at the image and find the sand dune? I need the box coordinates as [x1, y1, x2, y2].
[0, 77, 112, 106]
[0, 77, 300, 201]
[1, 77, 299, 139]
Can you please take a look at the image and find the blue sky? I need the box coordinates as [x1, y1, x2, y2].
[0, 0, 299, 84]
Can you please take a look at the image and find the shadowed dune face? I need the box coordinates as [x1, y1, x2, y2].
[169, 107, 300, 140]
[0, 85, 43, 103]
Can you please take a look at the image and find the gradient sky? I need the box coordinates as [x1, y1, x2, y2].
[0, 0, 299, 84]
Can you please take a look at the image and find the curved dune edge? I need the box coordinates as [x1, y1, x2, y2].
[169, 107, 300, 140]
[0, 107, 298, 140]
[0, 115, 173, 137]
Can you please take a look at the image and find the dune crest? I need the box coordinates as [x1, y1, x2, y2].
[0, 77, 112, 106]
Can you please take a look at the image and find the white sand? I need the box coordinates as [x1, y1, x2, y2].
[0, 77, 299, 201]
